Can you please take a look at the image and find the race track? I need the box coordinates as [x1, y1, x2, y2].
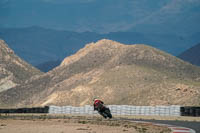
[128, 119, 199, 133]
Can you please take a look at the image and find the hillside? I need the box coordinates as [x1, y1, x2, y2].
[0, 40, 42, 93]
[178, 43, 200, 66]
[0, 39, 200, 107]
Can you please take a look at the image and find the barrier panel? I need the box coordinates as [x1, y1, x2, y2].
[1, 105, 199, 117]
[0, 106, 49, 113]
[48, 105, 181, 116]
[180, 106, 200, 116]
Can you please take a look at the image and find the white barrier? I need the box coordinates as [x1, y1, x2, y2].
[48, 105, 181, 116]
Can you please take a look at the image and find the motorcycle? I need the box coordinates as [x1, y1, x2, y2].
[96, 104, 112, 119]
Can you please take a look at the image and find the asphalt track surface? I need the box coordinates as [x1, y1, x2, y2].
[128, 119, 200, 133]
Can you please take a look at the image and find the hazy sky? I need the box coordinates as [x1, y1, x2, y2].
[0, 0, 200, 35]
[0, 0, 200, 65]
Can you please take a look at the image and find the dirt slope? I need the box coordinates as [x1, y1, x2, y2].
[0, 40, 42, 93]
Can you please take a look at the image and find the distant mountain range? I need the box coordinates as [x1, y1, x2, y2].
[0, 39, 200, 108]
[1, 0, 200, 36]
[178, 43, 200, 66]
[1, 26, 199, 72]
[36, 60, 61, 72]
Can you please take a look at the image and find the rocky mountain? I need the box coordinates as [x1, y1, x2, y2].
[178, 43, 200, 66]
[0, 26, 195, 69]
[0, 40, 42, 93]
[0, 39, 200, 108]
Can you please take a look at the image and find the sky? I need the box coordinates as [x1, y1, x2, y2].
[0, 0, 200, 66]
[0, 0, 200, 35]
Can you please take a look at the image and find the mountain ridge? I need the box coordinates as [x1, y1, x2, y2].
[178, 43, 200, 66]
[0, 40, 42, 93]
[1, 26, 197, 70]
[0, 39, 200, 107]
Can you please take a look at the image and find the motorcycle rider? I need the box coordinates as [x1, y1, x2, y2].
[93, 98, 104, 112]
[93, 98, 112, 119]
